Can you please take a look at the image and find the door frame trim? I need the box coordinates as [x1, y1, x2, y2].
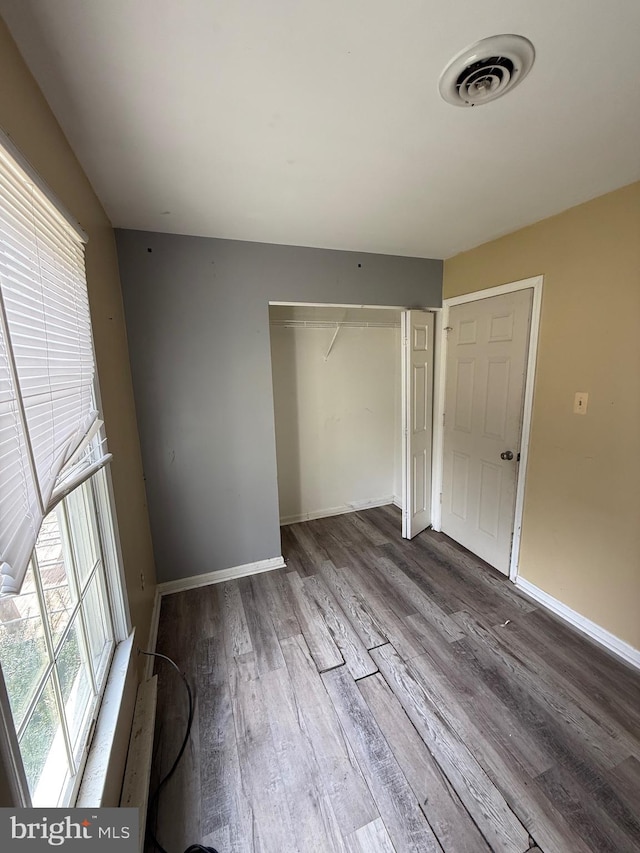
[431, 275, 544, 582]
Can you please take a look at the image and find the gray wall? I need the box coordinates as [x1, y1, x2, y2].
[116, 230, 442, 583]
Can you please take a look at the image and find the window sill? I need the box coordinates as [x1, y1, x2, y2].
[75, 631, 137, 807]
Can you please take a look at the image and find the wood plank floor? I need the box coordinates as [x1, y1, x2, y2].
[148, 506, 640, 853]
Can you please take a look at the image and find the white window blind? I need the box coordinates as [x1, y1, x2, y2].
[0, 141, 110, 596]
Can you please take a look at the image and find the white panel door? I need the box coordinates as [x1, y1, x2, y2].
[402, 310, 434, 539]
[441, 290, 532, 573]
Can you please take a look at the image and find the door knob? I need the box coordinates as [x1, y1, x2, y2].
[500, 450, 514, 461]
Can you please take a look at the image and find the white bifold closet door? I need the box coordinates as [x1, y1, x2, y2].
[401, 310, 434, 539]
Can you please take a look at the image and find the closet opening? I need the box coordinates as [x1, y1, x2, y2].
[269, 303, 435, 544]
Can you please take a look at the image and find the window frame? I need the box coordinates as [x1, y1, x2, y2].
[0, 129, 131, 807]
[0, 462, 130, 808]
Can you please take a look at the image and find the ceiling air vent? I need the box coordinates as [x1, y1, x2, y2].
[439, 34, 535, 107]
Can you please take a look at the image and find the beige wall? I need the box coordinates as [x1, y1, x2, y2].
[0, 23, 156, 648]
[444, 182, 640, 649]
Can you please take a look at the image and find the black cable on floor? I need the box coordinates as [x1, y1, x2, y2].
[139, 649, 219, 853]
[183, 848, 220, 853]
[184, 846, 218, 852]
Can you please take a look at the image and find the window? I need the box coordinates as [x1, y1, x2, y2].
[0, 133, 127, 806]
[0, 469, 117, 805]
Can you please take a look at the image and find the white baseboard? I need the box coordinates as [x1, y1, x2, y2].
[156, 555, 286, 597]
[393, 495, 403, 510]
[280, 496, 395, 526]
[516, 577, 640, 671]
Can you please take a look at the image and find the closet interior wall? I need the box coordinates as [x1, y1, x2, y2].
[270, 306, 401, 525]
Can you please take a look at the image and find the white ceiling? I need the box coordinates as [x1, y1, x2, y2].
[2, 1, 639, 259]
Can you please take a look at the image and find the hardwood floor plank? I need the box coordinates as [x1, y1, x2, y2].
[370, 643, 532, 853]
[228, 648, 260, 741]
[364, 504, 404, 542]
[406, 613, 554, 778]
[261, 665, 347, 852]
[228, 654, 298, 853]
[536, 763, 640, 853]
[525, 607, 640, 704]
[155, 587, 214, 677]
[607, 755, 640, 816]
[484, 617, 640, 762]
[351, 551, 417, 619]
[197, 635, 233, 833]
[197, 638, 254, 851]
[288, 521, 332, 571]
[399, 528, 531, 625]
[343, 818, 396, 853]
[156, 586, 252, 853]
[377, 540, 463, 615]
[238, 575, 285, 674]
[309, 513, 375, 553]
[406, 650, 595, 853]
[452, 609, 634, 773]
[151, 592, 214, 850]
[415, 529, 537, 616]
[303, 574, 377, 679]
[220, 579, 253, 660]
[343, 563, 424, 660]
[310, 521, 375, 575]
[319, 560, 388, 649]
[279, 634, 378, 836]
[322, 666, 442, 853]
[350, 510, 391, 546]
[511, 608, 640, 735]
[287, 572, 344, 671]
[259, 568, 301, 640]
[375, 552, 466, 643]
[280, 523, 315, 576]
[581, 775, 640, 850]
[152, 683, 202, 852]
[358, 672, 491, 853]
[377, 503, 403, 523]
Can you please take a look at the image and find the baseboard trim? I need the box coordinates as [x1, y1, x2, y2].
[515, 577, 640, 671]
[156, 555, 286, 597]
[393, 495, 403, 510]
[280, 496, 395, 526]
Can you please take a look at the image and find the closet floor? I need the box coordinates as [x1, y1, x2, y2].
[149, 505, 640, 853]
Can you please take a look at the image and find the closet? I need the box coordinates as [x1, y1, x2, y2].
[269, 305, 402, 526]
